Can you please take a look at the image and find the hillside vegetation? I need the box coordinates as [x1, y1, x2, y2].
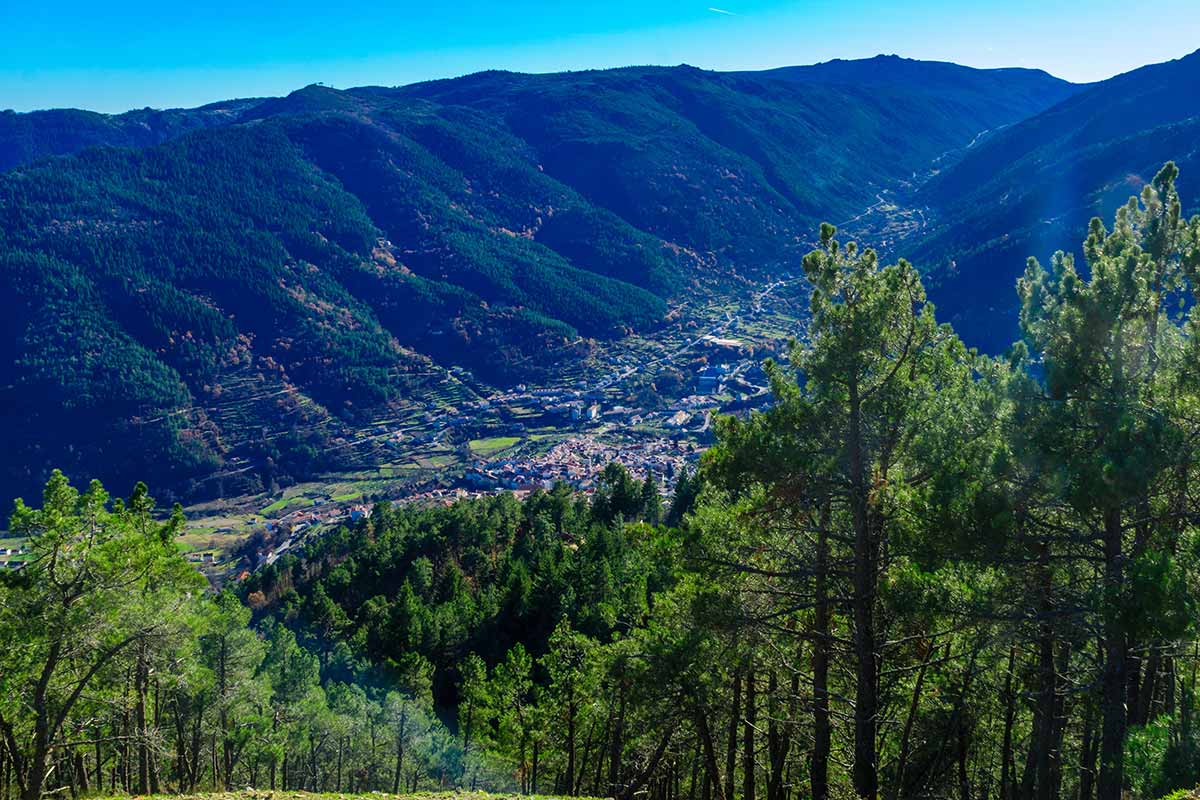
[913, 47, 1200, 348]
[0, 100, 260, 171]
[4, 169, 1200, 800]
[0, 59, 1077, 500]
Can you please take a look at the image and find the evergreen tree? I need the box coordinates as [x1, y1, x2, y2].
[0, 473, 202, 800]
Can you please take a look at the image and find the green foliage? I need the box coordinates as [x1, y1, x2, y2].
[1128, 717, 1175, 800]
[9, 160, 1200, 800]
[915, 51, 1200, 351]
[246, 478, 667, 707]
[0, 471, 205, 799]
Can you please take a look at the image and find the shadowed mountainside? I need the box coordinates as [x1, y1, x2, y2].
[911, 48, 1200, 349]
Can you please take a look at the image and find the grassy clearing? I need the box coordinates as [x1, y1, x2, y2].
[469, 436, 521, 458]
[416, 453, 460, 469]
[260, 495, 314, 515]
[176, 531, 225, 552]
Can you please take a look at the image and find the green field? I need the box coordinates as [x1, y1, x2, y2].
[468, 436, 522, 458]
[0, 535, 26, 564]
[260, 495, 315, 515]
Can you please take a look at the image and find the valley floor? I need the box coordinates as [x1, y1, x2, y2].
[173, 275, 808, 582]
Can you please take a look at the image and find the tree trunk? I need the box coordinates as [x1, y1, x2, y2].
[692, 700, 726, 800]
[20, 733, 49, 800]
[620, 728, 674, 800]
[766, 667, 793, 800]
[73, 752, 88, 794]
[743, 663, 756, 800]
[1018, 728, 1036, 800]
[812, 503, 831, 800]
[594, 713, 611, 794]
[1033, 543, 1056, 800]
[392, 722, 405, 795]
[1048, 640, 1073, 800]
[957, 723, 970, 800]
[96, 732, 104, 793]
[849, 383, 879, 800]
[689, 737, 701, 800]
[1097, 507, 1126, 800]
[533, 738, 540, 795]
[999, 646, 1018, 800]
[1078, 669, 1100, 800]
[151, 675, 162, 793]
[567, 686, 577, 796]
[136, 644, 150, 795]
[1134, 651, 1161, 726]
[725, 671, 741, 800]
[894, 643, 938, 800]
[190, 702, 204, 792]
[609, 689, 626, 798]
[336, 738, 343, 792]
[576, 719, 598, 795]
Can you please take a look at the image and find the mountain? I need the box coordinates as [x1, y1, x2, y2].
[0, 58, 1078, 500]
[911, 48, 1200, 350]
[0, 100, 261, 172]
[755, 53, 1079, 134]
[385, 63, 1077, 250]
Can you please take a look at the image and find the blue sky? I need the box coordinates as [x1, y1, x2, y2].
[3, 0, 1198, 113]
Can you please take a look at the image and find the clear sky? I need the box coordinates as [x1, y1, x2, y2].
[3, 0, 1199, 113]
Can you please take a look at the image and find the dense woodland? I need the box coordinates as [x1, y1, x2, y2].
[4, 165, 1200, 800]
[0, 118, 670, 502]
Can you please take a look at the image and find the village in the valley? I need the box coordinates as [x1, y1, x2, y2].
[84, 275, 807, 582]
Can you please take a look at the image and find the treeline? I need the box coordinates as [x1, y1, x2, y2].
[4, 164, 1200, 800]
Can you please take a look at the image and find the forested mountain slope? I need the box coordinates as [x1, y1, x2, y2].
[0, 99, 260, 171]
[8, 166, 1200, 800]
[756, 53, 1079, 130]
[911, 48, 1200, 349]
[0, 58, 1076, 499]
[387, 62, 1076, 251]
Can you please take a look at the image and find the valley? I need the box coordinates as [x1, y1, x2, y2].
[175, 272, 807, 578]
[6, 31, 1200, 800]
[0, 54, 1086, 507]
[4, 48, 1197, 584]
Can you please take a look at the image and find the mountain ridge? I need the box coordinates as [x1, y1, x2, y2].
[0, 56, 1085, 499]
[909, 47, 1200, 349]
